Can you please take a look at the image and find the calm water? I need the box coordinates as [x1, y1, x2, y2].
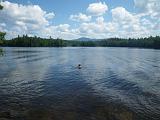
[0, 47, 160, 120]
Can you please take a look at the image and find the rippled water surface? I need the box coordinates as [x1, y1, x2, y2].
[0, 47, 160, 120]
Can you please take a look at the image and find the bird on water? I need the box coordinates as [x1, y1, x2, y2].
[77, 64, 82, 69]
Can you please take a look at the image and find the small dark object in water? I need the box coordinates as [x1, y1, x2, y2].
[77, 64, 82, 69]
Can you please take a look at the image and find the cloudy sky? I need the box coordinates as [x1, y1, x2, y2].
[0, 0, 159, 39]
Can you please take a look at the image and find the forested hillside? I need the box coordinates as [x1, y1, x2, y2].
[1, 35, 160, 49]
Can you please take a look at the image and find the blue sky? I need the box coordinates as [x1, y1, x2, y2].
[7, 0, 134, 24]
[0, 0, 159, 39]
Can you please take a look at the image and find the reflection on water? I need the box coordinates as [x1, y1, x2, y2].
[0, 47, 160, 120]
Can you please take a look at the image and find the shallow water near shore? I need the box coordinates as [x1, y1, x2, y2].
[0, 47, 160, 120]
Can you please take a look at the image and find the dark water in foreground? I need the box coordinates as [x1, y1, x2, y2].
[0, 47, 160, 120]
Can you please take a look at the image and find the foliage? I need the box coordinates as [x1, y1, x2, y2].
[0, 4, 3, 10]
[0, 32, 6, 40]
[3, 35, 67, 47]
[1, 35, 160, 49]
[0, 4, 5, 51]
[0, 32, 6, 45]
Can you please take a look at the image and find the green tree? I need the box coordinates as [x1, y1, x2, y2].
[0, 32, 6, 40]
[0, 4, 6, 46]
[0, 4, 3, 10]
[0, 32, 6, 45]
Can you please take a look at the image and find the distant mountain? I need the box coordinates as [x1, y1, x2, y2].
[75, 37, 97, 41]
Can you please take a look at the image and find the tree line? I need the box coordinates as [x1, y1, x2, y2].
[0, 34, 160, 49]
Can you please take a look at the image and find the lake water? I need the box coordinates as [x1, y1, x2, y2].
[0, 47, 160, 120]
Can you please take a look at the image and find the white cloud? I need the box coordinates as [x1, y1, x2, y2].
[0, 1, 82, 40]
[111, 7, 139, 24]
[96, 16, 104, 24]
[75, 17, 118, 38]
[35, 24, 80, 40]
[0, 1, 159, 40]
[134, 0, 160, 19]
[79, 17, 106, 33]
[69, 13, 91, 22]
[56, 24, 70, 32]
[134, 0, 148, 11]
[87, 2, 108, 16]
[75, 6, 156, 39]
[105, 22, 118, 32]
[134, 0, 160, 35]
[0, 1, 55, 39]
[45, 12, 55, 19]
[111, 7, 145, 32]
[49, 24, 80, 39]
